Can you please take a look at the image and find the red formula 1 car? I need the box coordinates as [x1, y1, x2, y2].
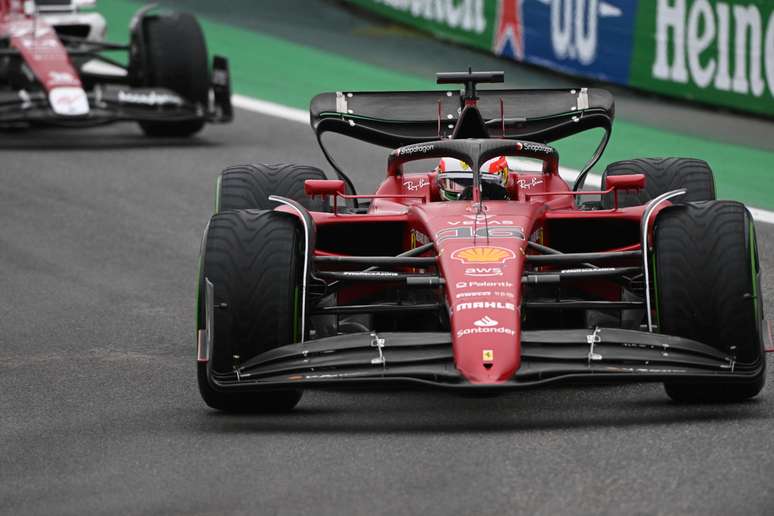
[0, 1, 231, 136]
[196, 71, 768, 412]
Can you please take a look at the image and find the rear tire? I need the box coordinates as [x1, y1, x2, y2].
[196, 210, 304, 412]
[133, 12, 209, 137]
[216, 163, 328, 212]
[601, 157, 715, 208]
[653, 201, 765, 402]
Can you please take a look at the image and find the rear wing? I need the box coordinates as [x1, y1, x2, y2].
[310, 74, 615, 197]
[310, 87, 614, 148]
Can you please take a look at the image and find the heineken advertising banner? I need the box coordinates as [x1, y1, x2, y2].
[343, 0, 774, 117]
[632, 0, 773, 116]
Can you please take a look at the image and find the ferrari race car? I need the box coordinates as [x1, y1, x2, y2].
[196, 70, 769, 412]
[0, 1, 232, 136]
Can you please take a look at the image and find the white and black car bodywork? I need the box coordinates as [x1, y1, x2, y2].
[0, 1, 232, 135]
[37, 0, 106, 41]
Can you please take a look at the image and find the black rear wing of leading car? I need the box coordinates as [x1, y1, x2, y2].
[310, 87, 614, 148]
[309, 71, 615, 194]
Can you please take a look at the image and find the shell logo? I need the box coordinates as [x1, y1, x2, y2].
[451, 246, 516, 264]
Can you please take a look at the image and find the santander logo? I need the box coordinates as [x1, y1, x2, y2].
[474, 316, 498, 327]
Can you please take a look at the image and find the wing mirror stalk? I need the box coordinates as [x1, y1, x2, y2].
[304, 179, 347, 212]
[604, 174, 646, 210]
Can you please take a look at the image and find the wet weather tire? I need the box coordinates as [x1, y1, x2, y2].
[133, 12, 209, 137]
[216, 163, 328, 212]
[601, 158, 715, 208]
[653, 201, 765, 402]
[196, 210, 304, 412]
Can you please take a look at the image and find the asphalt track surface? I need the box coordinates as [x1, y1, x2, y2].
[1, 108, 773, 515]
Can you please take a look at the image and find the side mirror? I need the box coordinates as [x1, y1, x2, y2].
[605, 174, 646, 191]
[304, 179, 347, 214]
[304, 179, 346, 198]
[605, 174, 646, 209]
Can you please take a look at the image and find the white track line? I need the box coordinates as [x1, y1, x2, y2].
[748, 208, 774, 224]
[232, 94, 310, 124]
[232, 93, 774, 224]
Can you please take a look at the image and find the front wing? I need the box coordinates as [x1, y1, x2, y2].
[0, 58, 232, 127]
[199, 319, 766, 394]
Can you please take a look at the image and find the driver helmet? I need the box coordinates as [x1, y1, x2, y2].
[435, 156, 509, 201]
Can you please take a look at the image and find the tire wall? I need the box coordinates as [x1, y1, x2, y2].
[342, 0, 774, 118]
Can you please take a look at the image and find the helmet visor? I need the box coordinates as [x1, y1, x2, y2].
[437, 172, 504, 194]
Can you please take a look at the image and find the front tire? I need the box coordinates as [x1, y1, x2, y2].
[215, 163, 328, 212]
[132, 12, 209, 137]
[653, 201, 765, 402]
[601, 157, 715, 208]
[196, 210, 304, 412]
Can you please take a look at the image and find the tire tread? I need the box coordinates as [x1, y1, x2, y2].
[218, 163, 327, 212]
[197, 210, 303, 412]
[654, 201, 765, 402]
[601, 157, 715, 208]
[138, 12, 209, 137]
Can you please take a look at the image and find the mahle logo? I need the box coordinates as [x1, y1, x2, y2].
[652, 0, 774, 98]
[372, 0, 486, 33]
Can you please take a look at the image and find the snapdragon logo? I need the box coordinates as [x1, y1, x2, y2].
[652, 0, 774, 98]
[516, 140, 554, 154]
[399, 144, 434, 156]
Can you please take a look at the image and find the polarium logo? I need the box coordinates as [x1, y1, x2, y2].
[494, 0, 623, 64]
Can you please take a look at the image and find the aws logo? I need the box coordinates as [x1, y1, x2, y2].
[465, 267, 504, 277]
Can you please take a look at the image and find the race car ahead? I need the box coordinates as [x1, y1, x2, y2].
[196, 70, 770, 412]
[0, 1, 231, 136]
